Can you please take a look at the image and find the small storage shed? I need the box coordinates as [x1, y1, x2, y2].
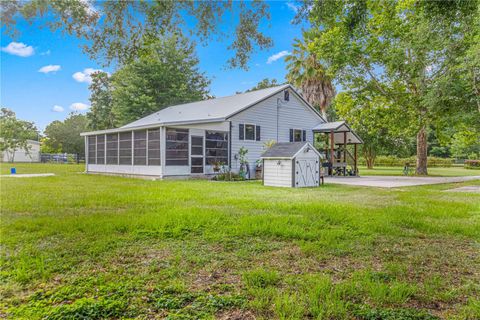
[261, 142, 322, 188]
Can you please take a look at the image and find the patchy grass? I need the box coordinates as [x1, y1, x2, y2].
[358, 166, 479, 177]
[1, 164, 479, 319]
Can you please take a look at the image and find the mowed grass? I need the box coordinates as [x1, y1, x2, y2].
[0, 164, 479, 319]
[358, 165, 480, 177]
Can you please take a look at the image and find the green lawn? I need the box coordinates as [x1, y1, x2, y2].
[358, 165, 480, 177]
[1, 164, 479, 319]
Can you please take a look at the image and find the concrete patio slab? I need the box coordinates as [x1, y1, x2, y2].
[444, 185, 480, 193]
[324, 175, 480, 188]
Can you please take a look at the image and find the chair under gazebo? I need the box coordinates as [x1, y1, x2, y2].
[312, 121, 363, 176]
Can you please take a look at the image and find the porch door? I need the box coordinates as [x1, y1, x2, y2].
[190, 136, 204, 174]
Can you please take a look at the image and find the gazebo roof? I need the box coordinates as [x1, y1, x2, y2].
[312, 121, 363, 144]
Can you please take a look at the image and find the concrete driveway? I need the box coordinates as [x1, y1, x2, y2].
[324, 175, 480, 188]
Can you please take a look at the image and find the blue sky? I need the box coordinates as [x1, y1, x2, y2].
[1, 1, 306, 131]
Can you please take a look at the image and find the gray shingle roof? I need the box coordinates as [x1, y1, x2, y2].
[121, 84, 291, 129]
[312, 121, 346, 132]
[261, 142, 311, 158]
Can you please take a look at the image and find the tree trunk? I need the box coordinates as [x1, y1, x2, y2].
[363, 146, 375, 169]
[416, 126, 428, 175]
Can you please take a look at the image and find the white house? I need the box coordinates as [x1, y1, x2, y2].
[1, 140, 41, 163]
[80, 84, 362, 179]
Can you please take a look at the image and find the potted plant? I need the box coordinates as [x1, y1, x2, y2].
[212, 161, 221, 173]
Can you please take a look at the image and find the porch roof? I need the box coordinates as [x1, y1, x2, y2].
[312, 121, 363, 144]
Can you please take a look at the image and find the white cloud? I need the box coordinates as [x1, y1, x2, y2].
[52, 105, 64, 112]
[1, 42, 34, 57]
[267, 50, 291, 64]
[40, 50, 51, 56]
[286, 2, 299, 13]
[70, 102, 90, 111]
[39, 65, 61, 74]
[72, 68, 102, 84]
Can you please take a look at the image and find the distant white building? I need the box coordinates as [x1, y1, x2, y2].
[1, 140, 41, 163]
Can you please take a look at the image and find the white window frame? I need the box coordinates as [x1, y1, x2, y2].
[243, 123, 257, 141]
[292, 129, 305, 142]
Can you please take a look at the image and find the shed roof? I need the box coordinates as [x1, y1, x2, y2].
[261, 142, 320, 159]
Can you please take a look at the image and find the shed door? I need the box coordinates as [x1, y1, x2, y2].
[295, 159, 319, 187]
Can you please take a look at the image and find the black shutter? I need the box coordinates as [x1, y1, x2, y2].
[256, 126, 261, 141]
[302, 130, 306, 141]
[289, 129, 293, 142]
[239, 124, 244, 140]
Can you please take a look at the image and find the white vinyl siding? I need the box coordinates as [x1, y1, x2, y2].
[229, 89, 324, 173]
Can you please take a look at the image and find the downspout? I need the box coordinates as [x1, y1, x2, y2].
[229, 120, 232, 170]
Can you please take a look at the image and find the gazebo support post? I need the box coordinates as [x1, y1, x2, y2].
[354, 143, 358, 176]
[330, 130, 334, 176]
[343, 131, 347, 176]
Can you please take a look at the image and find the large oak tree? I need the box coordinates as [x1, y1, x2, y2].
[1, 0, 272, 69]
[304, 0, 479, 174]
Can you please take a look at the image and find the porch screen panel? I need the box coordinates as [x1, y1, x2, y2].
[134, 130, 147, 165]
[166, 128, 189, 166]
[148, 129, 161, 165]
[88, 136, 96, 164]
[119, 131, 132, 165]
[96, 134, 105, 164]
[205, 131, 228, 165]
[106, 133, 118, 164]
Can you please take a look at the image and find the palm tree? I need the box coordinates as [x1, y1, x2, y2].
[286, 38, 335, 121]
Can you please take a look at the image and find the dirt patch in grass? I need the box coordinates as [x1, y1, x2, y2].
[216, 309, 256, 320]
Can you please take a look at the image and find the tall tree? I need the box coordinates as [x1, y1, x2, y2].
[107, 35, 210, 126]
[44, 113, 88, 156]
[1, 1, 272, 69]
[335, 92, 415, 169]
[87, 71, 114, 130]
[0, 108, 38, 162]
[286, 37, 335, 120]
[305, 0, 479, 174]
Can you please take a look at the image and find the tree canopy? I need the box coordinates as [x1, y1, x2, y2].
[245, 78, 282, 92]
[43, 113, 88, 155]
[305, 0, 480, 174]
[1, 0, 272, 69]
[87, 35, 210, 129]
[286, 37, 335, 120]
[0, 108, 38, 162]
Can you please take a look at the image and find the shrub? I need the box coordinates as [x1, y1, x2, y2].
[358, 156, 454, 167]
[212, 172, 244, 181]
[464, 160, 480, 170]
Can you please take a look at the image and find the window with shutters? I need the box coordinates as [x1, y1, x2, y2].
[106, 133, 118, 164]
[96, 135, 105, 164]
[166, 128, 189, 166]
[147, 129, 161, 166]
[119, 131, 132, 165]
[290, 129, 306, 142]
[284, 90, 289, 101]
[88, 136, 96, 164]
[134, 130, 147, 165]
[239, 123, 260, 141]
[205, 131, 228, 165]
